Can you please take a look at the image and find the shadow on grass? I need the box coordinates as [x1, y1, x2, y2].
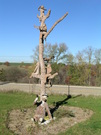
[50, 94, 82, 117]
[72, 94, 82, 98]
[50, 95, 72, 117]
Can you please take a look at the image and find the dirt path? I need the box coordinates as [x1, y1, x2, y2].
[7, 106, 93, 135]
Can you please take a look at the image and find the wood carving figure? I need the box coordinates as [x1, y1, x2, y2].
[31, 5, 68, 124]
[32, 94, 52, 125]
[44, 56, 58, 86]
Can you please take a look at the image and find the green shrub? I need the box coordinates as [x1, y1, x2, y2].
[0, 69, 6, 81]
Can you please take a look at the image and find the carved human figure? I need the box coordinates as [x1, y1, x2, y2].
[36, 6, 51, 39]
[37, 6, 51, 32]
[32, 94, 52, 124]
[46, 63, 52, 74]
[44, 57, 58, 86]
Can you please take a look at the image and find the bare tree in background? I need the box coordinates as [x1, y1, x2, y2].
[33, 43, 69, 64]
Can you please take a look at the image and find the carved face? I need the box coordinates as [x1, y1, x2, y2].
[39, 9, 44, 22]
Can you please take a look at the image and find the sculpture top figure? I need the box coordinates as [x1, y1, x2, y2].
[36, 6, 51, 39]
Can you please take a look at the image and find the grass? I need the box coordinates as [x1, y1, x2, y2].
[59, 95, 101, 135]
[0, 62, 32, 66]
[0, 62, 32, 70]
[0, 91, 36, 135]
[0, 92, 101, 135]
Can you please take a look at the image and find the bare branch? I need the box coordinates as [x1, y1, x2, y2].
[48, 72, 58, 79]
[30, 73, 41, 79]
[34, 25, 39, 29]
[37, 14, 40, 19]
[44, 12, 68, 39]
[45, 9, 51, 19]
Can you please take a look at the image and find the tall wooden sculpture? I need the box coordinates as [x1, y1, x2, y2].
[30, 5, 68, 100]
[30, 5, 68, 124]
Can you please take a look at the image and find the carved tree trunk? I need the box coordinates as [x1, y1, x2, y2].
[39, 35, 46, 99]
[31, 6, 68, 123]
[34, 6, 68, 101]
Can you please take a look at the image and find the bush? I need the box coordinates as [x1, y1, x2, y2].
[5, 66, 28, 82]
[0, 69, 6, 81]
[4, 61, 10, 66]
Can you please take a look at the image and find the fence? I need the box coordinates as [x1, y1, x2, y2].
[0, 83, 101, 96]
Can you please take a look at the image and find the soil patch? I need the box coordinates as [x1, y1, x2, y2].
[7, 106, 93, 135]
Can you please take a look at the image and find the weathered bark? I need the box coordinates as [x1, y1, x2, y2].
[39, 37, 46, 98]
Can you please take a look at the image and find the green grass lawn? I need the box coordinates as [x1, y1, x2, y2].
[0, 92, 101, 135]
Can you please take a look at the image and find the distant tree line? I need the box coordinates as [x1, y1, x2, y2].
[0, 43, 101, 86]
[32, 43, 101, 86]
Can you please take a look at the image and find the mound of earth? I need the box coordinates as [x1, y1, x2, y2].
[7, 106, 93, 135]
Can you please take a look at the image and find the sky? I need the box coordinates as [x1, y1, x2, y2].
[0, 0, 101, 63]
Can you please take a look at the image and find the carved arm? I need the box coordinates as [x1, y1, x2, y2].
[45, 9, 51, 19]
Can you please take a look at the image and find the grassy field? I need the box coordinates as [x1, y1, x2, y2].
[0, 92, 101, 135]
[0, 62, 32, 66]
[0, 62, 32, 70]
